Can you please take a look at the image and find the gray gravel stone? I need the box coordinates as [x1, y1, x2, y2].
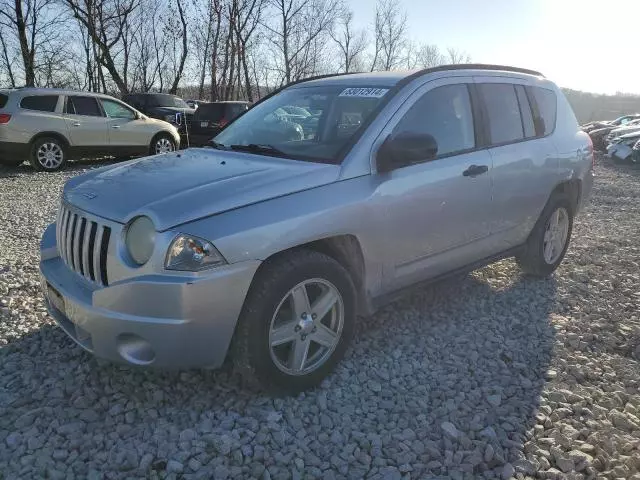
[1, 155, 640, 479]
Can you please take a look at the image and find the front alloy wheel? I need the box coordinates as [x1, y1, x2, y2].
[269, 279, 344, 376]
[232, 249, 356, 393]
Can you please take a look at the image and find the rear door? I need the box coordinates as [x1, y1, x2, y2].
[63, 96, 108, 149]
[99, 98, 150, 152]
[474, 78, 558, 247]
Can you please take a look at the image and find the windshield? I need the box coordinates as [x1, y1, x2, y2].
[148, 94, 189, 109]
[214, 85, 392, 163]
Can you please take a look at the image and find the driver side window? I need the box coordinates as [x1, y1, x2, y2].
[393, 84, 475, 158]
[100, 99, 136, 120]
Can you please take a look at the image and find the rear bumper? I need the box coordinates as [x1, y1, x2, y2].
[0, 141, 29, 159]
[39, 222, 260, 369]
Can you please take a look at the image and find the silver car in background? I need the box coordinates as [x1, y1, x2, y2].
[39, 65, 594, 393]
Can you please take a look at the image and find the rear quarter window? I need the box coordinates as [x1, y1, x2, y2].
[20, 95, 59, 112]
[531, 87, 557, 136]
[0, 94, 7, 108]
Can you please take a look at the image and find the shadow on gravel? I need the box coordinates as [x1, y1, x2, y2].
[1, 266, 558, 478]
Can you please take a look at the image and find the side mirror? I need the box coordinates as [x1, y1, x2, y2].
[377, 132, 438, 173]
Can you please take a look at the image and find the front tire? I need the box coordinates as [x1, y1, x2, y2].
[29, 137, 67, 171]
[232, 250, 357, 394]
[517, 194, 573, 277]
[149, 134, 176, 155]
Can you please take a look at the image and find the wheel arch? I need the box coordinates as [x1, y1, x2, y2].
[550, 178, 581, 214]
[29, 131, 70, 150]
[251, 234, 371, 316]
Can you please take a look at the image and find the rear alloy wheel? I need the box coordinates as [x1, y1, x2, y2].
[232, 250, 356, 394]
[517, 194, 573, 277]
[30, 137, 67, 171]
[151, 134, 176, 155]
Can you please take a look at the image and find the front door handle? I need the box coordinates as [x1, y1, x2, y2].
[462, 165, 489, 177]
[72, 122, 81, 127]
[112, 125, 120, 129]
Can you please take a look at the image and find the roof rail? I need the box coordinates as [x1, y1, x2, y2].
[406, 63, 544, 82]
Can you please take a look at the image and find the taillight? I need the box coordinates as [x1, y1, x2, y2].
[218, 118, 228, 127]
[0, 114, 11, 124]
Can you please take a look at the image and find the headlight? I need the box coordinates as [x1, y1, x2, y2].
[164, 114, 177, 123]
[165, 234, 226, 271]
[125, 216, 156, 266]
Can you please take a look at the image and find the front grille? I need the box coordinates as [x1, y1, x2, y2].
[57, 205, 111, 286]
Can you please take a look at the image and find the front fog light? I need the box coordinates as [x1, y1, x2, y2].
[125, 216, 156, 265]
[165, 234, 226, 271]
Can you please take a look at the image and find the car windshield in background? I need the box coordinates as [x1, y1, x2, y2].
[147, 94, 189, 109]
[214, 86, 392, 164]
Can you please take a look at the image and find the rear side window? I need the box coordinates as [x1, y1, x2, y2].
[228, 104, 248, 118]
[66, 96, 103, 117]
[393, 84, 475, 157]
[479, 84, 523, 145]
[530, 87, 557, 136]
[515, 85, 535, 138]
[20, 95, 59, 112]
[0, 94, 7, 108]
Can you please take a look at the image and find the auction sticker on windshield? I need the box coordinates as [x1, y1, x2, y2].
[339, 88, 389, 98]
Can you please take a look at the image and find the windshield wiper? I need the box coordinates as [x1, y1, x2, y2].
[229, 143, 290, 158]
[207, 140, 228, 150]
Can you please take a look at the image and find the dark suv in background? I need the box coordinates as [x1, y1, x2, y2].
[189, 101, 250, 146]
[122, 93, 195, 139]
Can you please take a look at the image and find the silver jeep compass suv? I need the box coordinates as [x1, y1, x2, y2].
[0, 88, 180, 171]
[39, 65, 594, 393]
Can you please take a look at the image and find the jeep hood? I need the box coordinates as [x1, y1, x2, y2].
[63, 149, 340, 231]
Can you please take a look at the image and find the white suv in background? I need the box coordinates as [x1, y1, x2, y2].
[0, 88, 181, 171]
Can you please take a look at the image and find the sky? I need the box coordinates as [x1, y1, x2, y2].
[349, 0, 639, 95]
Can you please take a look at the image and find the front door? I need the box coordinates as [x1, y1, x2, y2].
[99, 98, 149, 155]
[63, 96, 108, 153]
[372, 79, 494, 293]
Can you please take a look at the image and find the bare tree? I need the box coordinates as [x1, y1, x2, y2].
[445, 47, 470, 64]
[330, 8, 367, 73]
[62, 0, 139, 94]
[0, 0, 67, 86]
[167, 0, 188, 94]
[412, 43, 444, 68]
[264, 0, 340, 84]
[0, 27, 17, 87]
[370, 0, 406, 72]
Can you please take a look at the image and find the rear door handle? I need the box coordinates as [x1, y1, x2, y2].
[112, 125, 120, 129]
[462, 165, 489, 177]
[72, 122, 81, 127]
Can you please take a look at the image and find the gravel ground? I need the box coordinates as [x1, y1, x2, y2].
[0, 155, 639, 480]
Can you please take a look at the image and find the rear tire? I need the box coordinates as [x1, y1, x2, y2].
[516, 194, 573, 277]
[231, 250, 357, 394]
[29, 137, 67, 172]
[149, 134, 176, 155]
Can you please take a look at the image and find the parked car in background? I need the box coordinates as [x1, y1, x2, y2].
[189, 101, 249, 147]
[40, 65, 593, 393]
[186, 99, 206, 109]
[607, 131, 640, 162]
[0, 88, 180, 171]
[584, 114, 640, 151]
[122, 93, 195, 142]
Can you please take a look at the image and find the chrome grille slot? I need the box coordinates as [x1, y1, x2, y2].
[57, 204, 111, 286]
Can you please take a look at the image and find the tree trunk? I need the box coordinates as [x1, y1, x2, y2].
[168, 0, 188, 94]
[14, 0, 35, 86]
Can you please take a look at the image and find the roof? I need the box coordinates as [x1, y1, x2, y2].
[295, 64, 544, 88]
[1, 87, 112, 97]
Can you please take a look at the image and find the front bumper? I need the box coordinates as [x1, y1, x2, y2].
[39, 223, 260, 368]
